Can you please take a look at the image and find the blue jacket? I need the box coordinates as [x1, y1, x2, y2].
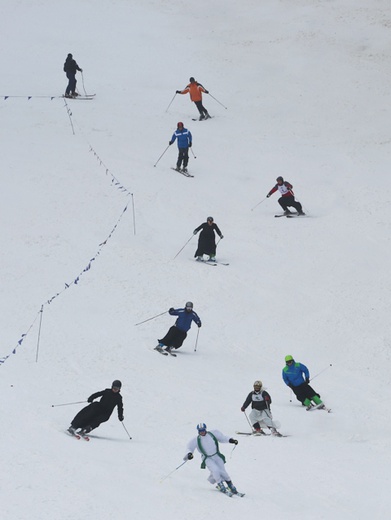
[170, 128, 192, 149]
[169, 307, 201, 332]
[282, 362, 310, 387]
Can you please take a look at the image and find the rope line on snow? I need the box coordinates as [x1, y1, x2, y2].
[0, 202, 129, 367]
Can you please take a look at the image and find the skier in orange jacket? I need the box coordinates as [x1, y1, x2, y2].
[176, 77, 211, 120]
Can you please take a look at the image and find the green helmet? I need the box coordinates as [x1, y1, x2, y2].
[285, 355, 294, 362]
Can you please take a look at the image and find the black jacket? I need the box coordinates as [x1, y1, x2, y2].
[242, 390, 271, 411]
[64, 57, 81, 75]
[88, 388, 124, 419]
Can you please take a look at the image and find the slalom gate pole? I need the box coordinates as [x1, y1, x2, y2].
[160, 460, 188, 483]
[310, 364, 333, 382]
[173, 235, 194, 259]
[51, 401, 87, 407]
[121, 421, 132, 440]
[251, 197, 267, 211]
[134, 311, 168, 326]
[207, 93, 228, 110]
[153, 145, 170, 167]
[190, 147, 197, 159]
[165, 93, 177, 112]
[194, 328, 200, 352]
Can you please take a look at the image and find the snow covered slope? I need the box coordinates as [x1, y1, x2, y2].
[1, 1, 391, 519]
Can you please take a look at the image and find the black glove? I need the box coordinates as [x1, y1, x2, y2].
[305, 377, 310, 384]
[229, 438, 238, 445]
[189, 142, 192, 147]
[198, 323, 201, 328]
[187, 452, 194, 460]
[266, 194, 270, 198]
[220, 235, 224, 239]
[176, 90, 181, 94]
[119, 415, 124, 422]
[205, 90, 209, 94]
[241, 406, 245, 412]
[87, 397, 93, 403]
[193, 230, 197, 235]
[169, 141, 173, 145]
[169, 307, 174, 313]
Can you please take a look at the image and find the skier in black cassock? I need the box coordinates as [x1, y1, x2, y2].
[67, 380, 124, 436]
[193, 216, 223, 262]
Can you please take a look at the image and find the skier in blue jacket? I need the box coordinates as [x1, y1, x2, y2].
[169, 122, 192, 173]
[282, 355, 326, 410]
[155, 302, 201, 355]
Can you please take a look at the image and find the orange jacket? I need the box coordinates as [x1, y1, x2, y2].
[180, 82, 206, 102]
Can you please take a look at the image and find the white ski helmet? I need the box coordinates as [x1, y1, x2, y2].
[253, 380, 263, 389]
[197, 423, 207, 433]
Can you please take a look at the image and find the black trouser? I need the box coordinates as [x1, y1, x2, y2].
[177, 148, 189, 168]
[292, 383, 319, 404]
[66, 73, 77, 95]
[71, 402, 111, 430]
[194, 100, 208, 116]
[278, 195, 302, 213]
[159, 325, 187, 349]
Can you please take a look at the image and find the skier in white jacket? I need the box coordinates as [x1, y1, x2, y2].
[184, 423, 239, 495]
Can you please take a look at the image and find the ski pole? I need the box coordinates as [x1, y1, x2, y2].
[207, 92, 228, 110]
[160, 460, 188, 483]
[310, 364, 332, 382]
[153, 145, 170, 167]
[165, 93, 177, 112]
[174, 235, 194, 259]
[190, 147, 197, 159]
[194, 327, 200, 352]
[134, 311, 168, 326]
[51, 400, 87, 407]
[80, 71, 90, 96]
[244, 410, 253, 431]
[121, 421, 132, 440]
[251, 197, 267, 211]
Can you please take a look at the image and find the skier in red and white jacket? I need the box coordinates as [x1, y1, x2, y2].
[267, 176, 305, 216]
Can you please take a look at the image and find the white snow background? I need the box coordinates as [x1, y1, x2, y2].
[1, 1, 391, 519]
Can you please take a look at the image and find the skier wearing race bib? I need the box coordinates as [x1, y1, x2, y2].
[241, 380, 282, 436]
[184, 423, 239, 495]
[267, 176, 305, 216]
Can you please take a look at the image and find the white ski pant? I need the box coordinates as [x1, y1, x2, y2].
[249, 409, 276, 429]
[205, 454, 231, 485]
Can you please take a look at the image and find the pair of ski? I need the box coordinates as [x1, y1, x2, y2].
[154, 345, 177, 357]
[196, 259, 229, 267]
[307, 403, 332, 413]
[170, 167, 194, 178]
[192, 116, 213, 121]
[217, 486, 245, 498]
[236, 431, 289, 438]
[62, 93, 96, 101]
[67, 429, 90, 441]
[275, 212, 306, 218]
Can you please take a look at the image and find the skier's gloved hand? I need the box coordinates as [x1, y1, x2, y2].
[169, 307, 175, 313]
[220, 235, 224, 239]
[198, 323, 202, 328]
[205, 90, 209, 94]
[229, 438, 238, 445]
[193, 230, 197, 235]
[176, 90, 181, 94]
[187, 452, 194, 460]
[188, 142, 192, 147]
[266, 194, 270, 198]
[305, 377, 310, 384]
[87, 396, 93, 403]
[169, 141, 173, 145]
[119, 415, 124, 421]
[240, 406, 245, 412]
